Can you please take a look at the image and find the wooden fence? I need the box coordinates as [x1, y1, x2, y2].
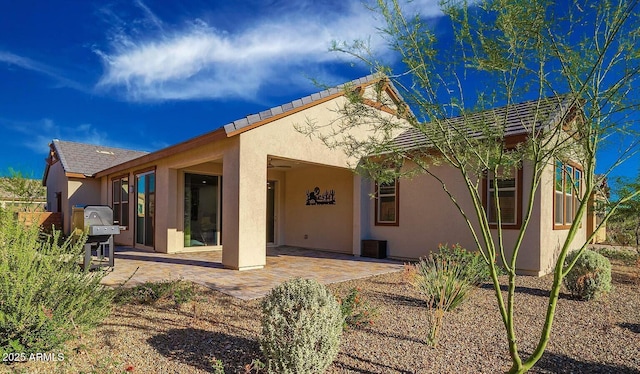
[16, 212, 63, 233]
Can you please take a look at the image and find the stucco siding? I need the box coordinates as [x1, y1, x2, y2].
[538, 159, 587, 275]
[364, 160, 553, 275]
[283, 166, 353, 253]
[44, 162, 68, 233]
[67, 178, 101, 234]
[366, 163, 479, 260]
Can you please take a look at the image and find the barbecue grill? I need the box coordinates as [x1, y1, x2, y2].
[72, 205, 120, 270]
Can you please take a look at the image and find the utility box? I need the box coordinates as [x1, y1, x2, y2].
[361, 240, 387, 259]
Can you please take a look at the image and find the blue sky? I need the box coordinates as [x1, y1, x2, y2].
[0, 0, 424, 177]
[0, 0, 637, 182]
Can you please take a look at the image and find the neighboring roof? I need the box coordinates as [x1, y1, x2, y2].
[47, 139, 148, 179]
[392, 95, 571, 152]
[223, 74, 390, 135]
[95, 74, 402, 178]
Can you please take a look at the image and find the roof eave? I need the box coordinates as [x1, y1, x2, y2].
[94, 127, 227, 178]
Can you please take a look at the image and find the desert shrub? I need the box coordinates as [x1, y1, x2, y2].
[411, 244, 485, 311]
[432, 243, 492, 282]
[564, 250, 612, 300]
[0, 210, 112, 355]
[338, 287, 378, 330]
[113, 279, 194, 306]
[260, 278, 343, 374]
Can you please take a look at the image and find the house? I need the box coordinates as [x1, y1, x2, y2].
[42, 74, 593, 275]
[43, 140, 148, 233]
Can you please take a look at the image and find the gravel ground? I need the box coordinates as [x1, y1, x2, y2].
[5, 258, 639, 374]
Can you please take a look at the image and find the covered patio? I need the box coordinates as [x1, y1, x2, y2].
[101, 246, 404, 300]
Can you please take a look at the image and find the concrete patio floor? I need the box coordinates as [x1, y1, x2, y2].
[101, 246, 404, 300]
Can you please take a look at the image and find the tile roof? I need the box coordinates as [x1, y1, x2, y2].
[392, 95, 570, 151]
[52, 139, 148, 176]
[223, 74, 386, 134]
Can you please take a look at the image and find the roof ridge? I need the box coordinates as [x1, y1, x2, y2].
[53, 139, 148, 153]
[223, 73, 384, 134]
[434, 94, 569, 123]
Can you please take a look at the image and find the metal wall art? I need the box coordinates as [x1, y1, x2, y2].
[305, 186, 336, 205]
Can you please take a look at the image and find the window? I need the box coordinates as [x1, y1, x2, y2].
[554, 160, 582, 229]
[112, 176, 129, 228]
[484, 167, 522, 228]
[375, 178, 399, 225]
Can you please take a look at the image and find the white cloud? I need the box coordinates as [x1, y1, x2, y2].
[0, 51, 86, 91]
[95, 0, 444, 102]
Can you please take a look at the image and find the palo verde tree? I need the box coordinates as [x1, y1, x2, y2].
[300, 0, 640, 372]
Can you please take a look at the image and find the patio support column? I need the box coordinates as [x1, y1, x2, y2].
[222, 141, 267, 270]
[352, 174, 362, 256]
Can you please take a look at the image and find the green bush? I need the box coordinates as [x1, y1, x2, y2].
[411, 244, 485, 311]
[260, 278, 343, 374]
[0, 210, 112, 355]
[563, 249, 612, 300]
[431, 243, 492, 282]
[113, 279, 194, 306]
[338, 287, 378, 330]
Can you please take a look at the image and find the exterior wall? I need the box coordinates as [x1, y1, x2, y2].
[45, 162, 68, 231]
[493, 160, 541, 275]
[364, 163, 479, 260]
[283, 166, 353, 253]
[538, 159, 587, 275]
[363, 160, 563, 276]
[67, 178, 101, 234]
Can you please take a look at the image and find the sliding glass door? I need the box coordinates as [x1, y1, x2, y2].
[135, 171, 155, 248]
[184, 173, 222, 247]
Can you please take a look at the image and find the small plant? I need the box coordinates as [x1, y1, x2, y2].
[431, 243, 492, 282]
[411, 244, 484, 311]
[564, 249, 612, 300]
[244, 359, 266, 373]
[407, 244, 486, 346]
[260, 278, 343, 374]
[113, 279, 194, 306]
[338, 287, 378, 329]
[211, 358, 225, 374]
[425, 286, 449, 347]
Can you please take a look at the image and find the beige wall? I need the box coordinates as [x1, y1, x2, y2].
[45, 162, 68, 232]
[365, 163, 480, 260]
[66, 178, 101, 235]
[283, 166, 353, 253]
[538, 159, 587, 275]
[363, 159, 582, 276]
